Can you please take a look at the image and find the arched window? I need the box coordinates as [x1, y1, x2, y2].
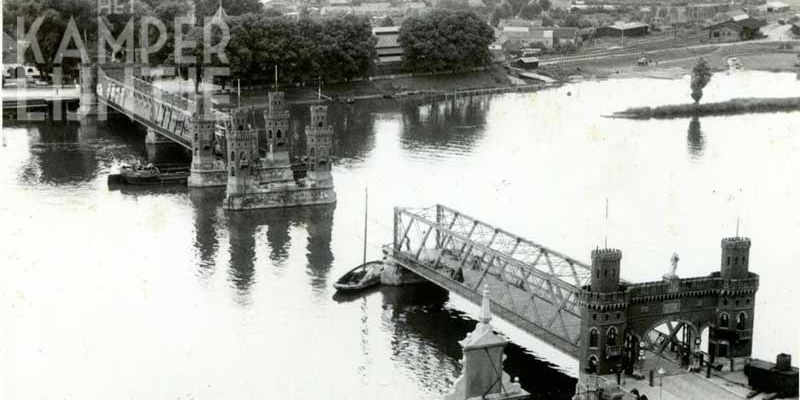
[736, 312, 747, 330]
[589, 328, 599, 348]
[240, 151, 245, 161]
[230, 167, 235, 177]
[230, 151, 235, 161]
[727, 256, 730, 266]
[720, 313, 729, 328]
[607, 327, 618, 345]
[310, 147, 315, 156]
[277, 130, 282, 138]
[268, 130, 273, 139]
[587, 356, 598, 374]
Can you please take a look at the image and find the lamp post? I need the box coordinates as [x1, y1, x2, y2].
[658, 367, 666, 400]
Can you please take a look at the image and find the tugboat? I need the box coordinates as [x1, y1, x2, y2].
[108, 163, 190, 185]
[334, 188, 384, 292]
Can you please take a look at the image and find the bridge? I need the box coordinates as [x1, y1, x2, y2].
[94, 68, 230, 150]
[382, 205, 759, 377]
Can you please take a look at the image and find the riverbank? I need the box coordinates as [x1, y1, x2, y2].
[230, 41, 798, 107]
[538, 41, 799, 81]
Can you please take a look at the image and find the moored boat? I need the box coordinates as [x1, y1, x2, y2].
[333, 261, 384, 292]
[108, 163, 190, 185]
[334, 187, 383, 292]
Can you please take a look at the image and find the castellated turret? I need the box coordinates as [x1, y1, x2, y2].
[226, 108, 258, 195]
[263, 92, 290, 163]
[190, 92, 216, 169]
[721, 237, 751, 280]
[305, 105, 334, 186]
[590, 248, 622, 293]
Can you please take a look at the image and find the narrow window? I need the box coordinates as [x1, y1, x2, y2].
[720, 313, 729, 328]
[230, 151, 235, 161]
[737, 312, 747, 330]
[589, 328, 599, 348]
[230, 167, 235, 177]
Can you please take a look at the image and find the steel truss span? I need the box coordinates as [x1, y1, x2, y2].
[386, 204, 591, 357]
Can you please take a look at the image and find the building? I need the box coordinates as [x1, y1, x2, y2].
[595, 21, 650, 38]
[498, 22, 579, 51]
[686, 3, 730, 21]
[553, 27, 579, 47]
[511, 56, 539, 69]
[373, 26, 402, 64]
[706, 18, 766, 42]
[756, 1, 791, 14]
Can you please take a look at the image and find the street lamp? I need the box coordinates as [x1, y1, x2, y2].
[658, 367, 666, 400]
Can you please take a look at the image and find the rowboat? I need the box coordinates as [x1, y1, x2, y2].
[333, 261, 383, 292]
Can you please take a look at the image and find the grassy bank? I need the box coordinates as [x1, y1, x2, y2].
[611, 97, 800, 119]
[236, 67, 515, 106]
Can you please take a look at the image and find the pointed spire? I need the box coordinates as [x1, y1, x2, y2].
[480, 285, 492, 324]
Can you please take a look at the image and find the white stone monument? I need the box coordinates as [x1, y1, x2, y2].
[444, 286, 529, 400]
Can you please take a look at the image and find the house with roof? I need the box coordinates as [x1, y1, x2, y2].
[373, 26, 403, 65]
[595, 21, 649, 38]
[686, 3, 730, 21]
[755, 1, 790, 14]
[706, 17, 766, 42]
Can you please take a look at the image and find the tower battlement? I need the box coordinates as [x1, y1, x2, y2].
[722, 237, 751, 249]
[591, 248, 622, 262]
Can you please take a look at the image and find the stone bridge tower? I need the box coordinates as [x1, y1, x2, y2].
[305, 105, 334, 187]
[225, 108, 258, 196]
[189, 94, 216, 171]
[579, 248, 628, 376]
[264, 92, 290, 163]
[710, 237, 756, 364]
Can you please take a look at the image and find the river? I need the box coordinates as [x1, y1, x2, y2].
[1, 71, 798, 400]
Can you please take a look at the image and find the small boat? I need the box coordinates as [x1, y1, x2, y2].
[334, 187, 383, 292]
[108, 163, 189, 185]
[334, 261, 383, 291]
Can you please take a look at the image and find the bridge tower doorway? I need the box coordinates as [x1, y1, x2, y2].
[643, 319, 698, 368]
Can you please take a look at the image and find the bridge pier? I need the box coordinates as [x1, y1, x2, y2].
[380, 259, 425, 285]
[76, 64, 97, 119]
[145, 128, 174, 145]
[187, 92, 227, 187]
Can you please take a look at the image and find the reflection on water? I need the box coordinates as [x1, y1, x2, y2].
[225, 204, 335, 303]
[687, 117, 704, 159]
[2, 72, 799, 400]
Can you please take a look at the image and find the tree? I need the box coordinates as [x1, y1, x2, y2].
[380, 15, 395, 27]
[398, 10, 494, 73]
[540, 15, 553, 26]
[519, 3, 542, 19]
[538, 0, 551, 11]
[690, 58, 712, 103]
[196, 0, 262, 17]
[489, 9, 501, 26]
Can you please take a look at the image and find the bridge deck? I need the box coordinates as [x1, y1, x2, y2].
[389, 246, 582, 357]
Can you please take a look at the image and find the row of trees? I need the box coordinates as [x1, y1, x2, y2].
[3, 0, 262, 78]
[398, 10, 495, 73]
[5, 0, 491, 80]
[226, 14, 377, 84]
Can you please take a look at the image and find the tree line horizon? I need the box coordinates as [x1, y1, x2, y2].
[4, 0, 495, 86]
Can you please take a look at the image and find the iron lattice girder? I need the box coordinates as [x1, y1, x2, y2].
[392, 205, 591, 349]
[96, 70, 230, 146]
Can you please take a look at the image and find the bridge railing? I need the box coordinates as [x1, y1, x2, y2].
[96, 72, 230, 146]
[391, 205, 588, 354]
